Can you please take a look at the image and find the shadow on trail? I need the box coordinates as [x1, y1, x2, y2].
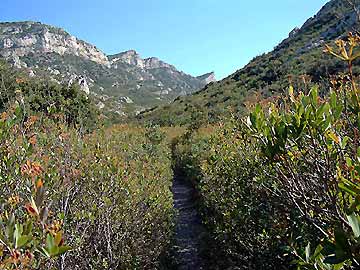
[172, 173, 206, 270]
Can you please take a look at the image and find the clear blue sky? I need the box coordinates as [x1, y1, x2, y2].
[1, 0, 329, 79]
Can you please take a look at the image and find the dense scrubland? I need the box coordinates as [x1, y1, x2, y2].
[1, 20, 360, 270]
[0, 61, 175, 269]
[173, 34, 360, 269]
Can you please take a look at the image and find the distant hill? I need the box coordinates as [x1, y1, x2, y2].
[0, 21, 215, 117]
[138, 0, 360, 125]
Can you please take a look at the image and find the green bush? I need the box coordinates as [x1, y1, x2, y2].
[0, 60, 98, 132]
[248, 34, 360, 268]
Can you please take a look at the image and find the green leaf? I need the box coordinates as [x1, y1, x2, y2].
[310, 244, 323, 260]
[14, 104, 22, 118]
[305, 242, 311, 263]
[49, 245, 59, 257]
[310, 86, 319, 105]
[38, 247, 50, 258]
[328, 131, 340, 144]
[345, 157, 352, 167]
[14, 223, 23, 247]
[340, 136, 349, 149]
[54, 245, 71, 256]
[330, 91, 337, 109]
[16, 235, 32, 249]
[339, 179, 360, 196]
[6, 214, 15, 241]
[248, 114, 256, 128]
[46, 233, 55, 251]
[347, 214, 360, 238]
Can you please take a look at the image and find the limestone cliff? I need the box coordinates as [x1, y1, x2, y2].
[0, 21, 213, 116]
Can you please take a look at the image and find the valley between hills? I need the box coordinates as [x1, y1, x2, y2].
[1, 0, 360, 269]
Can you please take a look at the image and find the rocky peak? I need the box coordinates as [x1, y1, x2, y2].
[289, 27, 300, 38]
[196, 72, 216, 85]
[0, 21, 110, 67]
[144, 57, 173, 69]
[110, 50, 145, 68]
[110, 51, 175, 70]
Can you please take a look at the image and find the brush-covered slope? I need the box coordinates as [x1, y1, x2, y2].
[138, 0, 360, 125]
[0, 21, 215, 117]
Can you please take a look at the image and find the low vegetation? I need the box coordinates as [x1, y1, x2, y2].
[0, 62, 175, 269]
[173, 33, 360, 269]
[2, 5, 360, 270]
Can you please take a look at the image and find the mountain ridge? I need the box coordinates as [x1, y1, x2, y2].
[0, 21, 216, 116]
[138, 0, 360, 125]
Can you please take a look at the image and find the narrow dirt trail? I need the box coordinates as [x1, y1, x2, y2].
[172, 174, 206, 270]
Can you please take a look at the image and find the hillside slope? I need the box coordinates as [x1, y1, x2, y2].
[0, 21, 215, 116]
[138, 0, 360, 125]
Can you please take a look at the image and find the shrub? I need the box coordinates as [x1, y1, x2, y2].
[0, 105, 70, 269]
[0, 60, 98, 132]
[0, 101, 174, 269]
[173, 122, 294, 269]
[247, 33, 360, 269]
[172, 32, 360, 270]
[63, 125, 174, 269]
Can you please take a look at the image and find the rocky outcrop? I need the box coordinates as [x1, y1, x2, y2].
[68, 75, 90, 95]
[109, 51, 175, 70]
[110, 50, 145, 68]
[0, 21, 110, 67]
[289, 27, 300, 38]
[119, 96, 134, 104]
[196, 72, 216, 85]
[144, 57, 173, 69]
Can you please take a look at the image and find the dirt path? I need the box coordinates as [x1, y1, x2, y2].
[172, 175, 205, 270]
